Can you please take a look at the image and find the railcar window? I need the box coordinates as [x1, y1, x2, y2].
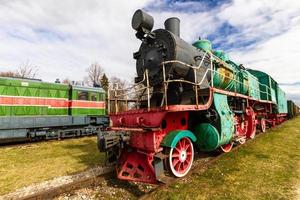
[91, 93, 97, 101]
[99, 93, 105, 101]
[78, 91, 88, 100]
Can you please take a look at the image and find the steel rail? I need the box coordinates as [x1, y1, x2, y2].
[1, 166, 114, 200]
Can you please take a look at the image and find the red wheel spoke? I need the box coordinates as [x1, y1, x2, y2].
[175, 147, 180, 153]
[172, 158, 180, 167]
[186, 140, 190, 150]
[181, 139, 186, 149]
[172, 153, 180, 158]
[174, 161, 181, 171]
[179, 162, 183, 172]
[185, 144, 191, 151]
[185, 140, 190, 150]
[184, 159, 190, 166]
[177, 140, 183, 150]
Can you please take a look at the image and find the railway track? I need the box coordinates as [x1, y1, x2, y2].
[1, 166, 114, 200]
[0, 133, 101, 149]
[0, 134, 97, 150]
[2, 130, 265, 200]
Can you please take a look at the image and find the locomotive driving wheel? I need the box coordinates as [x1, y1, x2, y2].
[165, 137, 194, 177]
[260, 118, 266, 133]
[245, 107, 256, 139]
[220, 142, 234, 153]
[237, 137, 246, 145]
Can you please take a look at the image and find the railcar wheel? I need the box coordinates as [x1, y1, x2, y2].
[165, 137, 194, 178]
[260, 118, 266, 133]
[249, 128, 256, 139]
[220, 142, 234, 153]
[238, 137, 246, 145]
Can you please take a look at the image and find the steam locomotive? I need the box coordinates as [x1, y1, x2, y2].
[98, 9, 297, 184]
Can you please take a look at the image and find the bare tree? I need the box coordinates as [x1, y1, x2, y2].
[86, 62, 104, 86]
[110, 76, 128, 90]
[16, 61, 39, 78]
[62, 78, 71, 84]
[109, 76, 130, 112]
[0, 61, 39, 79]
[0, 71, 15, 77]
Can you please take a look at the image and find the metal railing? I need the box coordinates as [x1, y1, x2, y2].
[108, 70, 150, 113]
[108, 51, 213, 113]
[161, 53, 213, 108]
[108, 52, 273, 114]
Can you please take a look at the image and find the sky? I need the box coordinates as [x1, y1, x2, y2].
[0, 0, 299, 105]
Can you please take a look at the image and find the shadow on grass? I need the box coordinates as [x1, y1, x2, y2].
[59, 136, 106, 169]
[104, 174, 149, 197]
[60, 137, 149, 197]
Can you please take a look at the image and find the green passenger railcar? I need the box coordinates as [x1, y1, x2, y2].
[0, 77, 69, 116]
[70, 85, 106, 116]
[287, 100, 299, 118]
[0, 76, 108, 144]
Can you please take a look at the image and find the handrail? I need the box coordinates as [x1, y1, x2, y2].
[108, 55, 274, 113]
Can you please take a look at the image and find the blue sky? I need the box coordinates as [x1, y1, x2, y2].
[0, 0, 299, 104]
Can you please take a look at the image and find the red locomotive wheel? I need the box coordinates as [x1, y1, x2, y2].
[166, 137, 194, 178]
[238, 137, 246, 145]
[260, 118, 266, 133]
[220, 142, 234, 153]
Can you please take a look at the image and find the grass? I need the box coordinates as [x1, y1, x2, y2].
[0, 136, 105, 195]
[148, 116, 300, 200]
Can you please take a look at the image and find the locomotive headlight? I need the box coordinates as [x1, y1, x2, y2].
[132, 9, 154, 39]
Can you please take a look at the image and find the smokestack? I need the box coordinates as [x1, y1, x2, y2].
[164, 17, 180, 37]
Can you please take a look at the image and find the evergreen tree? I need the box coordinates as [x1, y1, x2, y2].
[100, 73, 109, 94]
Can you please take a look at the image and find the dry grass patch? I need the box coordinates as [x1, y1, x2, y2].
[0, 137, 105, 195]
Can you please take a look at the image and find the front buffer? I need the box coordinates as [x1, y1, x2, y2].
[98, 96, 236, 184]
[99, 111, 198, 184]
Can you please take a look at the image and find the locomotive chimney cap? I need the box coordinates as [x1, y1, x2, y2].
[132, 9, 154, 34]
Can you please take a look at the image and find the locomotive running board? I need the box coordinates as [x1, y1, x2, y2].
[110, 127, 161, 132]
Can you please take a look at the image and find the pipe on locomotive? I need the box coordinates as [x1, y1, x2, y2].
[164, 17, 180, 37]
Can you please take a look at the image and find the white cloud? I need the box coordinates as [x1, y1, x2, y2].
[218, 0, 300, 102]
[218, 0, 300, 37]
[216, 0, 300, 82]
[229, 20, 300, 83]
[0, 0, 153, 82]
[216, 0, 300, 104]
[0, 0, 299, 103]
[149, 11, 221, 42]
[280, 84, 300, 105]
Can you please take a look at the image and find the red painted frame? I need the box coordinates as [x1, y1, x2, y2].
[110, 87, 287, 184]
